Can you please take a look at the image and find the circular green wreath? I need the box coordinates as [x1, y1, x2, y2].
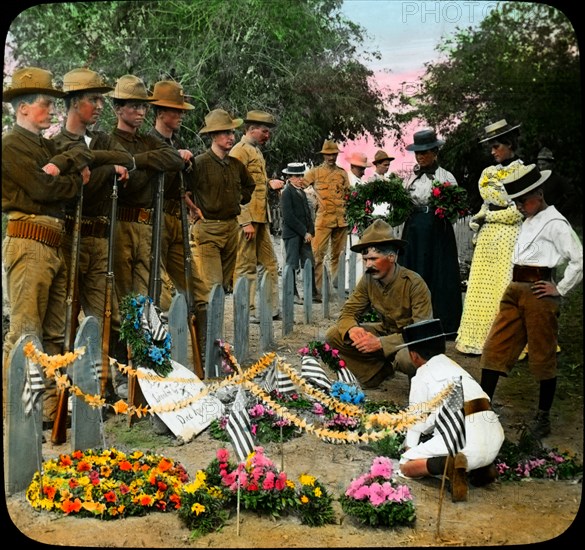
[345, 174, 413, 235]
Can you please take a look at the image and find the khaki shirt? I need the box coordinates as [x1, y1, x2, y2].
[336, 264, 432, 356]
[229, 135, 269, 225]
[2, 124, 93, 218]
[303, 163, 350, 228]
[53, 128, 134, 217]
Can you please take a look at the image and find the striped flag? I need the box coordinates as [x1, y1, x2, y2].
[301, 355, 332, 392]
[262, 360, 296, 395]
[337, 366, 361, 389]
[436, 377, 466, 456]
[22, 357, 45, 416]
[226, 387, 255, 462]
[141, 299, 168, 343]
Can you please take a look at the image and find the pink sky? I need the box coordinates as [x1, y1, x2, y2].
[336, 69, 427, 178]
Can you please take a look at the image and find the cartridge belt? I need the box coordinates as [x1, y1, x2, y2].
[117, 206, 153, 225]
[6, 219, 63, 248]
[64, 215, 109, 238]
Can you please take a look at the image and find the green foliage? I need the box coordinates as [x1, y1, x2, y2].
[7, 0, 390, 171]
[367, 432, 405, 459]
[339, 495, 416, 528]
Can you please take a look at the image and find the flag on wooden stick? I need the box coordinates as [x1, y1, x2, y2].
[436, 377, 466, 456]
[22, 357, 45, 416]
[300, 355, 332, 392]
[226, 387, 255, 462]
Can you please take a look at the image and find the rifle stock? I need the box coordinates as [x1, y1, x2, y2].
[179, 172, 204, 379]
[52, 184, 83, 444]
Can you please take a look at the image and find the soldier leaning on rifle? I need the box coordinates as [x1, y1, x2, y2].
[52, 68, 135, 400]
[147, 80, 205, 310]
[108, 75, 184, 398]
[2, 67, 93, 426]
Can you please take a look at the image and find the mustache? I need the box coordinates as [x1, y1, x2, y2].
[366, 267, 378, 274]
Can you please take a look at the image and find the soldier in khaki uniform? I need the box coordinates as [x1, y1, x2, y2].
[229, 110, 283, 321]
[108, 75, 184, 396]
[325, 220, 432, 388]
[303, 139, 351, 299]
[53, 69, 134, 366]
[2, 67, 93, 424]
[148, 80, 205, 308]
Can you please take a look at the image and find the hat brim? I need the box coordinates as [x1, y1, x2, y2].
[374, 156, 395, 164]
[282, 169, 305, 175]
[350, 238, 407, 253]
[244, 119, 275, 127]
[65, 86, 114, 95]
[199, 118, 244, 134]
[150, 99, 195, 110]
[478, 123, 521, 144]
[506, 170, 551, 199]
[106, 91, 155, 101]
[4, 87, 66, 101]
[406, 140, 445, 152]
[395, 331, 458, 349]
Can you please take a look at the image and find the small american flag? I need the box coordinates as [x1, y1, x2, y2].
[300, 355, 332, 392]
[436, 377, 466, 456]
[226, 387, 255, 462]
[22, 357, 45, 416]
[337, 366, 361, 389]
[141, 299, 168, 343]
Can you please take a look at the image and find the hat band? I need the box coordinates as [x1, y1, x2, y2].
[504, 167, 542, 197]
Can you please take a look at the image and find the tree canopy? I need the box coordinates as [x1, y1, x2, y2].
[389, 1, 581, 215]
[5, 0, 390, 172]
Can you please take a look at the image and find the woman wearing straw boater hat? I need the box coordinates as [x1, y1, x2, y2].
[2, 67, 93, 426]
[400, 128, 462, 335]
[480, 164, 583, 440]
[107, 74, 184, 388]
[229, 110, 284, 322]
[52, 68, 135, 401]
[324, 219, 433, 388]
[398, 319, 504, 502]
[189, 109, 255, 343]
[303, 139, 351, 299]
[368, 149, 396, 182]
[456, 119, 524, 355]
[279, 162, 319, 304]
[147, 80, 207, 317]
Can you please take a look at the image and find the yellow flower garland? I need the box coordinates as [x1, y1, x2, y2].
[24, 343, 450, 440]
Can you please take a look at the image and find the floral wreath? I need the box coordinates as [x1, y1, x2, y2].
[119, 293, 172, 377]
[345, 174, 413, 235]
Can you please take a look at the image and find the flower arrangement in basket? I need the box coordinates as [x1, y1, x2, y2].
[345, 175, 413, 235]
[428, 180, 471, 224]
[119, 293, 172, 376]
[340, 456, 416, 528]
[26, 448, 188, 519]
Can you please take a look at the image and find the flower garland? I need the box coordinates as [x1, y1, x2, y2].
[119, 293, 173, 377]
[26, 448, 189, 519]
[345, 175, 413, 235]
[339, 456, 416, 528]
[428, 180, 471, 224]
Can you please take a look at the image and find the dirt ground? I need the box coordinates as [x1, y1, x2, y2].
[4, 292, 583, 548]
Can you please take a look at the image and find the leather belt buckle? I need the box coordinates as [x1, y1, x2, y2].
[138, 208, 151, 224]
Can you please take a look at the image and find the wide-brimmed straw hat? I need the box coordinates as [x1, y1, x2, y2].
[406, 129, 445, 152]
[3, 66, 65, 101]
[244, 110, 276, 127]
[347, 151, 372, 168]
[199, 109, 243, 134]
[478, 119, 521, 144]
[350, 219, 407, 253]
[318, 139, 341, 154]
[150, 81, 194, 110]
[282, 162, 306, 175]
[502, 164, 551, 200]
[373, 149, 395, 164]
[108, 75, 154, 101]
[396, 319, 456, 349]
[62, 68, 113, 95]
